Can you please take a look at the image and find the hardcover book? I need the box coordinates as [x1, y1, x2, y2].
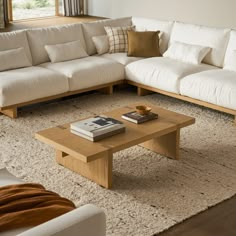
[122, 111, 158, 124]
[70, 115, 125, 137]
[71, 127, 126, 142]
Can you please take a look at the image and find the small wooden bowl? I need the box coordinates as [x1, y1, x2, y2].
[136, 105, 152, 115]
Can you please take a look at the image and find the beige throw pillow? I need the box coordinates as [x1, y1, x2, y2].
[92, 35, 109, 55]
[127, 31, 161, 57]
[163, 41, 211, 65]
[104, 26, 135, 53]
[45, 40, 88, 63]
[0, 48, 32, 72]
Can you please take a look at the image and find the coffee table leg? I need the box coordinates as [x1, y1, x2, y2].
[55, 150, 113, 189]
[140, 129, 180, 160]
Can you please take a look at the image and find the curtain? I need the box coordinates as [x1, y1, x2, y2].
[0, 0, 8, 29]
[63, 0, 84, 16]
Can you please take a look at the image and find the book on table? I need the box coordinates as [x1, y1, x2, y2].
[70, 115, 125, 141]
[71, 127, 126, 141]
[122, 111, 158, 124]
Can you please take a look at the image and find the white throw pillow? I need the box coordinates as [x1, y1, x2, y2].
[223, 50, 236, 72]
[45, 40, 88, 63]
[92, 35, 109, 55]
[163, 41, 211, 65]
[0, 48, 32, 72]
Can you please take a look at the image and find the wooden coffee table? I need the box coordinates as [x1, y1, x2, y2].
[35, 104, 195, 188]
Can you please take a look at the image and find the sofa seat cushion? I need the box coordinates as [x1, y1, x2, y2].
[126, 57, 216, 94]
[0, 67, 68, 107]
[101, 53, 142, 65]
[41, 56, 125, 91]
[180, 70, 236, 110]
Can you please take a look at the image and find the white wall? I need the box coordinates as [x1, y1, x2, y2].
[89, 0, 236, 29]
[87, 0, 112, 18]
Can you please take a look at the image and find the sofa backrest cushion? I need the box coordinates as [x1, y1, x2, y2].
[170, 22, 230, 67]
[223, 30, 236, 70]
[131, 17, 174, 55]
[0, 48, 32, 72]
[82, 17, 132, 55]
[27, 23, 86, 65]
[0, 30, 32, 64]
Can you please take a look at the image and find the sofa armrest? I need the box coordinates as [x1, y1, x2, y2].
[18, 204, 106, 236]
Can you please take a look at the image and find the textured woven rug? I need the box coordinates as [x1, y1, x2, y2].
[1, 89, 236, 236]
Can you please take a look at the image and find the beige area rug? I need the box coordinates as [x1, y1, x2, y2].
[1, 89, 236, 236]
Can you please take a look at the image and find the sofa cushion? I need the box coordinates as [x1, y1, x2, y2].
[126, 57, 216, 94]
[224, 50, 236, 72]
[27, 24, 86, 65]
[180, 69, 236, 110]
[105, 26, 134, 53]
[101, 53, 142, 65]
[223, 30, 236, 72]
[0, 67, 68, 107]
[163, 41, 211, 65]
[0, 30, 32, 64]
[45, 40, 88, 63]
[131, 17, 174, 55]
[0, 48, 32, 72]
[170, 22, 230, 67]
[82, 17, 132, 55]
[40, 56, 125, 91]
[127, 31, 161, 58]
[92, 35, 109, 55]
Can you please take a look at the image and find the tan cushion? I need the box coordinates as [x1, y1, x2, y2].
[127, 31, 161, 57]
[104, 26, 135, 53]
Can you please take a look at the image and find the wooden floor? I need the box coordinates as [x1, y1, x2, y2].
[1, 15, 236, 236]
[0, 15, 105, 32]
[159, 194, 236, 236]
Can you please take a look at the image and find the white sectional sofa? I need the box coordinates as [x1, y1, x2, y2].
[0, 168, 106, 236]
[0, 17, 235, 123]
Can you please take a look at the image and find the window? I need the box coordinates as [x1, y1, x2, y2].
[8, 0, 64, 21]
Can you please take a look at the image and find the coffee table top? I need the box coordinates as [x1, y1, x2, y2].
[35, 103, 195, 163]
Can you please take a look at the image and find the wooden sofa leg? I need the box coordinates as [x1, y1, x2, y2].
[99, 86, 113, 95]
[137, 87, 153, 96]
[1, 108, 18, 118]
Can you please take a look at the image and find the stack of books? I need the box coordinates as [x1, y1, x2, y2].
[122, 111, 158, 124]
[70, 115, 125, 141]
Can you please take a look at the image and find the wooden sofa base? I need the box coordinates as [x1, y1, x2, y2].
[0, 108, 18, 119]
[127, 81, 236, 125]
[0, 81, 123, 118]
